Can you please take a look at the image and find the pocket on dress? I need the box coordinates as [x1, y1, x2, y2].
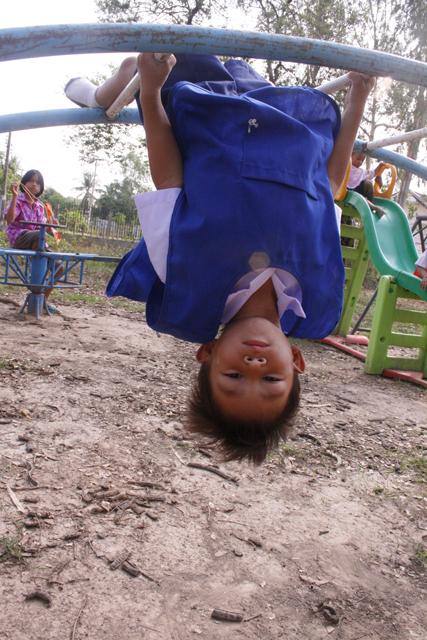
[240, 98, 326, 201]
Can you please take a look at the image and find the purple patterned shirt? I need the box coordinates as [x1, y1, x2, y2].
[4, 193, 46, 247]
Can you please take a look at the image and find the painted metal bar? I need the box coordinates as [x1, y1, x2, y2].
[0, 107, 425, 180]
[0, 253, 27, 284]
[0, 108, 140, 133]
[353, 140, 427, 181]
[1, 24, 427, 87]
[367, 127, 427, 150]
[0, 246, 120, 263]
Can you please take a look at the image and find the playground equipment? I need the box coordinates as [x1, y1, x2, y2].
[373, 163, 397, 199]
[0, 23, 426, 351]
[0, 24, 427, 179]
[0, 220, 120, 319]
[325, 189, 427, 388]
[366, 127, 427, 151]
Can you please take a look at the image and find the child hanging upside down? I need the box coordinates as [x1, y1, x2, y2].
[66, 54, 374, 464]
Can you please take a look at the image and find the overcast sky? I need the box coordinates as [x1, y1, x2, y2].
[0, 2, 256, 200]
[0, 1, 138, 198]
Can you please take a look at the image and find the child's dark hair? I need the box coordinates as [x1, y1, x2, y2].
[187, 363, 301, 465]
[20, 170, 44, 196]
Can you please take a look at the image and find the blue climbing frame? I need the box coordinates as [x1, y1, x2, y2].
[1, 23, 426, 317]
[0, 24, 427, 179]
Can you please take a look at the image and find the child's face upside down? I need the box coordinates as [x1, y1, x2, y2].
[197, 317, 305, 422]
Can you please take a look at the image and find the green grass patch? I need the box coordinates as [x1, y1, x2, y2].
[0, 536, 23, 563]
[54, 290, 106, 305]
[54, 287, 143, 312]
[109, 298, 143, 311]
[409, 456, 427, 481]
[401, 456, 427, 482]
[279, 444, 298, 456]
[415, 545, 427, 566]
[0, 357, 25, 370]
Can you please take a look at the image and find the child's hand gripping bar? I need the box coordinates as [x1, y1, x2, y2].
[106, 53, 172, 119]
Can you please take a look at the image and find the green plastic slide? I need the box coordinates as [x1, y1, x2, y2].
[345, 190, 427, 302]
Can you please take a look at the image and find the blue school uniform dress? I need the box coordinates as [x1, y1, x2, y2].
[107, 55, 344, 343]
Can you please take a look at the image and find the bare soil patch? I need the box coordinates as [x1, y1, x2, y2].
[0, 292, 426, 640]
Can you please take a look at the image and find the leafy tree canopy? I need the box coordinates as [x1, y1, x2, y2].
[43, 187, 79, 213]
[96, 0, 229, 25]
[93, 176, 137, 221]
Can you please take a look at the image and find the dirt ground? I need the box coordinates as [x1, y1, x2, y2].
[0, 290, 426, 640]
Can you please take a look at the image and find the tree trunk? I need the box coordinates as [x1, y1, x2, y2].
[398, 87, 426, 207]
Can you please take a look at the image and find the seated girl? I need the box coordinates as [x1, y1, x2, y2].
[4, 169, 61, 311]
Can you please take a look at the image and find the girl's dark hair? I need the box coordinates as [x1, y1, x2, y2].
[187, 363, 301, 465]
[20, 170, 44, 197]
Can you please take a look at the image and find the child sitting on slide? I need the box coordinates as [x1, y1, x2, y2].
[347, 149, 387, 217]
[348, 150, 385, 200]
[66, 53, 374, 464]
